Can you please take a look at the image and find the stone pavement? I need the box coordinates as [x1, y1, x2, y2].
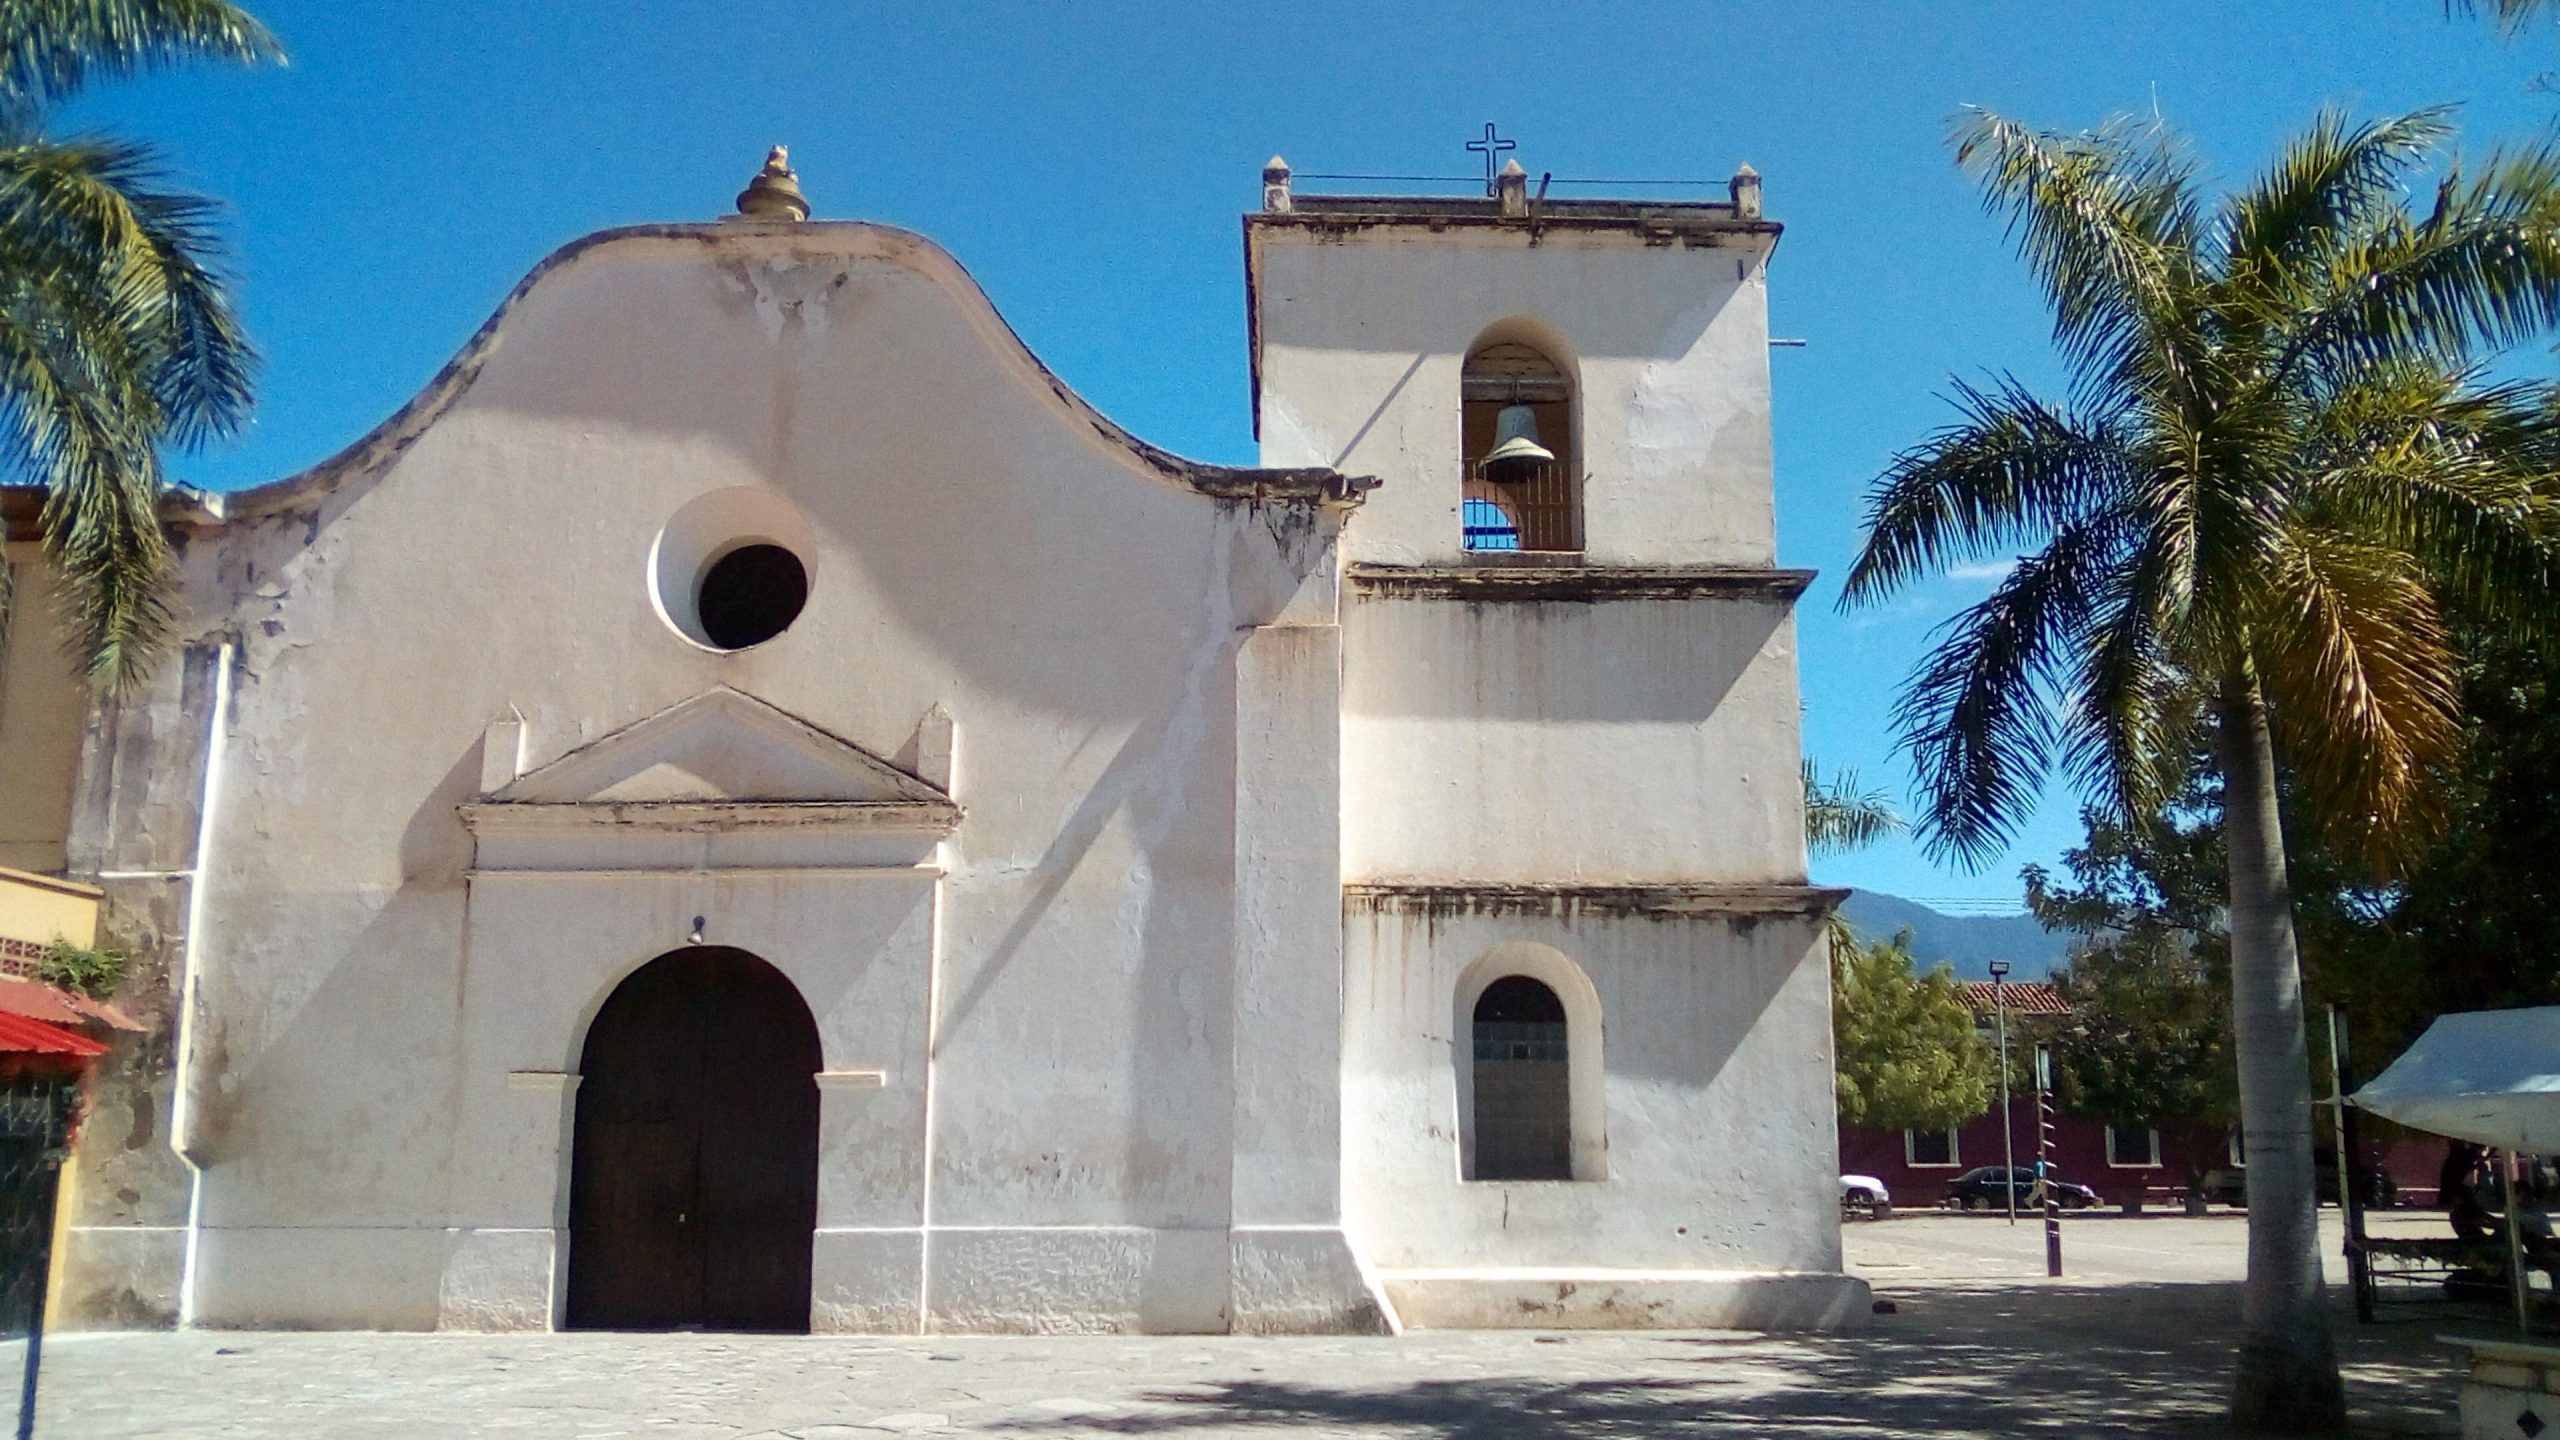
[5, 1215, 2492, 1439]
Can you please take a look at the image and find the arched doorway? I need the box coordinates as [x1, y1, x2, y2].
[566, 946, 821, 1332]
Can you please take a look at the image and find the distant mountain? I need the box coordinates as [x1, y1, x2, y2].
[1835, 889, 2074, 981]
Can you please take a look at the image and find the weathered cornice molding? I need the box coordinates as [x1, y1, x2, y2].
[1344, 563, 1815, 603]
[1344, 881, 1849, 920]
[460, 798, 961, 836]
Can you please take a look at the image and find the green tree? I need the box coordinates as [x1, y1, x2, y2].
[1832, 931, 1997, 1133]
[2047, 939, 2237, 1136]
[0, 0, 280, 691]
[1844, 107, 2560, 1430]
[2377, 628, 2560, 1016]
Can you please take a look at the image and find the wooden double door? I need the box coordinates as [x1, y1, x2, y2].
[565, 947, 822, 1332]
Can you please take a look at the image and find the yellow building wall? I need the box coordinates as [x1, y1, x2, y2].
[0, 864, 99, 951]
[0, 537, 88, 875]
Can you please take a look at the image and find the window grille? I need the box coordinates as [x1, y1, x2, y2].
[1470, 977, 1571, 1181]
[1464, 460, 1580, 553]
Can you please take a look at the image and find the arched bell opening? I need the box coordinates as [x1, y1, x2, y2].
[1460, 324, 1581, 554]
[565, 946, 821, 1332]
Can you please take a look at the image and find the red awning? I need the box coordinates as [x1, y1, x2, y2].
[0, 1011, 105, 1057]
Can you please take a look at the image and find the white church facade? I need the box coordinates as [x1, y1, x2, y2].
[1, 151, 1866, 1334]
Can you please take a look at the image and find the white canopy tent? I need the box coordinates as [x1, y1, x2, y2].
[2350, 1006, 2560, 1155]
[2348, 1005, 2560, 1335]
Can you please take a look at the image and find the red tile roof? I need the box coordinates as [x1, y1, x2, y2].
[0, 975, 141, 1032]
[1958, 980, 2071, 1017]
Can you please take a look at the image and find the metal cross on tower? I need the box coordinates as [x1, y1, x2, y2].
[1466, 122, 1516, 196]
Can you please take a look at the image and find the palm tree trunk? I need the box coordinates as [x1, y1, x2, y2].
[2219, 669, 2347, 1434]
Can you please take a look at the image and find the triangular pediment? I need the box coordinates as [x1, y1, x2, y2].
[492, 689, 949, 807]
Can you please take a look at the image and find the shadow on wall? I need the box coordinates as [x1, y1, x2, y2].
[1342, 597, 1787, 725]
[1596, 914, 1814, 1090]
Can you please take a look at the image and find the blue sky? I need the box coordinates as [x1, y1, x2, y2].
[78, 1, 2553, 906]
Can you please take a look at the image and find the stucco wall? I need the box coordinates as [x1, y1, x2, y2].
[61, 224, 1363, 1332]
[1340, 588, 1808, 885]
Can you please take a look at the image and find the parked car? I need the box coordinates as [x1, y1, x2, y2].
[1841, 1174, 1892, 1220]
[2194, 1158, 2398, 1209]
[1946, 1166, 2099, 1211]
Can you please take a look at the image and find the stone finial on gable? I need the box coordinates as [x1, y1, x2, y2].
[1262, 155, 1293, 214]
[1496, 157, 1529, 217]
[735, 145, 811, 222]
[1730, 162, 1763, 220]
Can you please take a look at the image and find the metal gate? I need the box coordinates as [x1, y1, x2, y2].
[0, 1074, 73, 1438]
[0, 1078, 71, 1340]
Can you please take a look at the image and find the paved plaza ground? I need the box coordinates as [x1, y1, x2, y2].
[7, 1213, 2507, 1438]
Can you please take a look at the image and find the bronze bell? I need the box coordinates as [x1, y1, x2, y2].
[734, 146, 810, 222]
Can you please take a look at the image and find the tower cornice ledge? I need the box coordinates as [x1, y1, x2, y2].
[1344, 564, 1815, 603]
[1344, 881, 1850, 920]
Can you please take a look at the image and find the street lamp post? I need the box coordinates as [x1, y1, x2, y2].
[1989, 958, 2015, 1224]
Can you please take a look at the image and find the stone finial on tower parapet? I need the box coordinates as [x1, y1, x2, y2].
[1730, 162, 1762, 220]
[1263, 155, 1293, 214]
[1496, 158, 1529, 217]
[734, 145, 811, 222]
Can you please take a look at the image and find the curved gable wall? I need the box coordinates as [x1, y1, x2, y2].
[134, 223, 1351, 1313]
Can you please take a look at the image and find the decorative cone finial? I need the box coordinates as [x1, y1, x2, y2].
[734, 146, 810, 222]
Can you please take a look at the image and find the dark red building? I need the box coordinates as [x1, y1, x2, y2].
[1837, 982, 2445, 1209]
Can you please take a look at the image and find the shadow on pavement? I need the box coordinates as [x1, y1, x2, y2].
[981, 1284, 2459, 1439]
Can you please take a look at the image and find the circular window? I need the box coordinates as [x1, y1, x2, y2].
[650, 489, 818, 652]
[697, 544, 808, 649]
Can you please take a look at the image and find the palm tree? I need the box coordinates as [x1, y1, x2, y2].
[1844, 107, 2560, 1432]
[0, 0, 279, 692]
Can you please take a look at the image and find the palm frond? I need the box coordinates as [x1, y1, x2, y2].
[0, 0, 278, 122]
[2307, 372, 2560, 638]
[1804, 760, 1906, 858]
[0, 291, 171, 689]
[2221, 107, 2454, 284]
[0, 136, 254, 441]
[1950, 109, 2205, 406]
[2276, 138, 2560, 383]
[1894, 518, 2119, 867]
[2251, 526, 2463, 863]
[1842, 378, 2133, 605]
[2447, 0, 2560, 34]
[2060, 532, 2205, 830]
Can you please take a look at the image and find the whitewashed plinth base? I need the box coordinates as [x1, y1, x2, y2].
[438, 1227, 554, 1331]
[52, 1224, 183, 1330]
[1230, 1227, 1394, 1335]
[1380, 1268, 1872, 1331]
[2450, 1336, 2560, 1440]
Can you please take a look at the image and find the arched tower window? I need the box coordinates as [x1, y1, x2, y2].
[1469, 975, 1573, 1180]
[1461, 335, 1580, 554]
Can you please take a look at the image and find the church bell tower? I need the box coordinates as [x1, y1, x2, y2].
[1245, 146, 1866, 1328]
